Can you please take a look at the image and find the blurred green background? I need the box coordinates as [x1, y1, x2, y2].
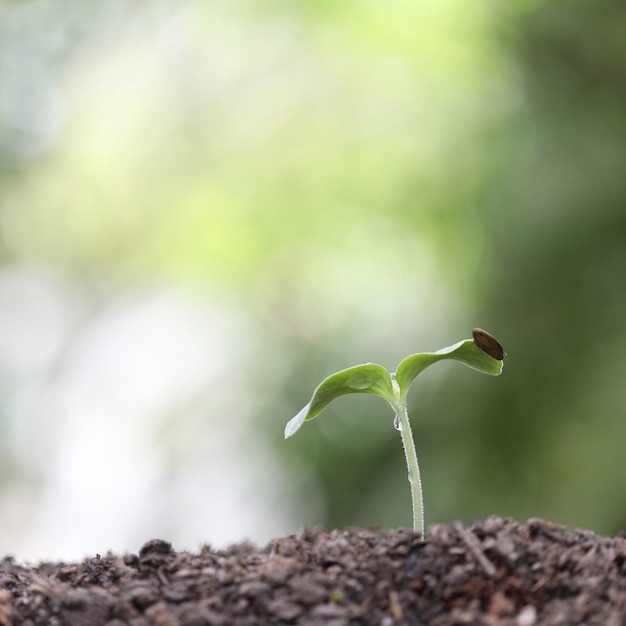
[1, 0, 625, 560]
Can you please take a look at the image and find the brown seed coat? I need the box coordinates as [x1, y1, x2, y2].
[472, 328, 504, 361]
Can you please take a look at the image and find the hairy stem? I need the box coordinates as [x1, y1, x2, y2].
[391, 376, 424, 537]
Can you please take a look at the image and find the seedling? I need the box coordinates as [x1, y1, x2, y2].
[284, 329, 504, 537]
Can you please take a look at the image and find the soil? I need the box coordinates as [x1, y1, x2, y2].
[1, 516, 625, 626]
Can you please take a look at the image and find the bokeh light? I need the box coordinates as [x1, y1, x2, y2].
[1, 0, 625, 560]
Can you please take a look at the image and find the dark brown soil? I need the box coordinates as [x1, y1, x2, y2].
[1, 516, 625, 626]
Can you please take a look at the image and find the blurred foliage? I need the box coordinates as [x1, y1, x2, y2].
[1, 0, 625, 556]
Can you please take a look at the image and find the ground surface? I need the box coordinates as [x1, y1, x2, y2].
[1, 516, 625, 626]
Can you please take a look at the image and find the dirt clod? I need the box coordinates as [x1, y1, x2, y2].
[2, 516, 625, 625]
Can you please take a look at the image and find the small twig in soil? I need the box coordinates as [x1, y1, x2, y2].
[388, 590, 403, 621]
[453, 521, 496, 577]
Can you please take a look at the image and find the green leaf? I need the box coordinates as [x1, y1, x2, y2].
[284, 363, 394, 438]
[395, 331, 504, 399]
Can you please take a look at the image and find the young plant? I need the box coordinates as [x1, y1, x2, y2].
[284, 329, 505, 537]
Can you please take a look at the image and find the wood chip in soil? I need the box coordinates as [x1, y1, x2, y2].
[1, 516, 625, 625]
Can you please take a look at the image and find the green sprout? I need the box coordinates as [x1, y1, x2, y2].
[284, 329, 505, 537]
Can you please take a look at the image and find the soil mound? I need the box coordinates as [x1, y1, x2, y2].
[1, 516, 625, 625]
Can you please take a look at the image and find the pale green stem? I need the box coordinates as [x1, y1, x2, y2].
[391, 376, 424, 537]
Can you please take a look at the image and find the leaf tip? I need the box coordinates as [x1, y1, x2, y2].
[284, 402, 311, 439]
[472, 328, 504, 361]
